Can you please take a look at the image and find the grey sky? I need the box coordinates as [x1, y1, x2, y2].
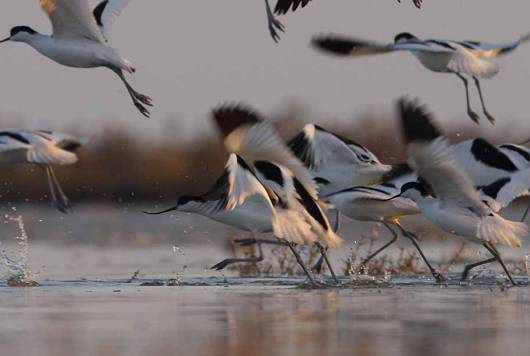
[1, 0, 530, 140]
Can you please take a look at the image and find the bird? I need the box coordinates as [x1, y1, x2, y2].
[1, 0, 153, 118]
[287, 124, 392, 195]
[391, 98, 528, 285]
[311, 32, 530, 124]
[146, 153, 336, 286]
[323, 166, 448, 282]
[0, 129, 83, 213]
[211, 104, 343, 282]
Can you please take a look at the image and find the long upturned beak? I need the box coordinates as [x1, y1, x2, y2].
[142, 205, 178, 215]
[383, 193, 401, 201]
[0, 37, 10, 43]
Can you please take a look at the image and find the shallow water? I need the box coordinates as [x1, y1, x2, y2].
[1, 204, 530, 356]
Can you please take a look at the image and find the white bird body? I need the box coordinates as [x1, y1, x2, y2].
[1, 0, 152, 117]
[407, 192, 525, 247]
[177, 195, 275, 234]
[19, 34, 132, 72]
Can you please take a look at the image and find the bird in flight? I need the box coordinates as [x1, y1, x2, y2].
[0, 129, 83, 213]
[1, 0, 153, 118]
[312, 32, 530, 124]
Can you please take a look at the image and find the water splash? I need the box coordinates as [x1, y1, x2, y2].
[0, 214, 39, 287]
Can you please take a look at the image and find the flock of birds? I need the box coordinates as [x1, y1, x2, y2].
[1, 0, 530, 287]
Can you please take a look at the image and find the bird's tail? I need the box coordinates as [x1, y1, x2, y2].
[272, 209, 316, 245]
[477, 215, 528, 248]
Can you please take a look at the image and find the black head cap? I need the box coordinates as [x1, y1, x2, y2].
[10, 26, 37, 37]
[400, 181, 429, 197]
[394, 32, 417, 43]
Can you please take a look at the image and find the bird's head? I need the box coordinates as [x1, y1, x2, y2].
[1, 26, 38, 43]
[399, 182, 429, 201]
[394, 32, 418, 44]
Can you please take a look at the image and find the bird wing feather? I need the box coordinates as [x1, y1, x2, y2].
[39, 0, 106, 42]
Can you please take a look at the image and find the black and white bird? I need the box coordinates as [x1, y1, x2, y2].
[312, 32, 530, 124]
[147, 153, 338, 285]
[324, 165, 448, 282]
[0, 129, 83, 213]
[391, 98, 528, 285]
[288, 124, 391, 195]
[211, 104, 343, 281]
[1, 0, 153, 118]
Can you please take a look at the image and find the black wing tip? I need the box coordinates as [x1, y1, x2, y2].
[311, 34, 357, 55]
[398, 97, 442, 144]
[211, 103, 264, 137]
[274, 0, 311, 15]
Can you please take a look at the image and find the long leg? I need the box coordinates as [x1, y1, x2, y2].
[44, 166, 59, 209]
[461, 257, 497, 281]
[48, 166, 72, 213]
[521, 202, 530, 222]
[312, 209, 341, 273]
[483, 242, 517, 286]
[473, 76, 495, 124]
[358, 222, 399, 273]
[395, 223, 446, 282]
[234, 237, 287, 246]
[264, 0, 284, 42]
[314, 242, 339, 284]
[112, 68, 153, 118]
[285, 241, 318, 286]
[455, 73, 480, 124]
[210, 241, 265, 271]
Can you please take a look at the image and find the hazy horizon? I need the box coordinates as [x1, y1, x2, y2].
[1, 0, 530, 141]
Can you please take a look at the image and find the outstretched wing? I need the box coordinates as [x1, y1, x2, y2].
[274, 0, 312, 15]
[39, 0, 106, 42]
[93, 0, 131, 41]
[398, 98, 489, 216]
[479, 169, 530, 212]
[457, 32, 530, 58]
[312, 34, 395, 56]
[211, 104, 318, 200]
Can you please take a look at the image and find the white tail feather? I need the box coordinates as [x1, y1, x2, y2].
[272, 209, 316, 245]
[477, 215, 527, 248]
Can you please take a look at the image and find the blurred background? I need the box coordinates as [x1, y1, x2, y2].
[1, 0, 530, 205]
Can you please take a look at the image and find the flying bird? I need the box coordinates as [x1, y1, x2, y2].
[312, 32, 530, 124]
[391, 98, 528, 285]
[0, 129, 83, 213]
[1, 0, 153, 118]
